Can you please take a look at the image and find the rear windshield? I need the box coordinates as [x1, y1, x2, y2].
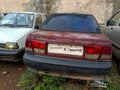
[41, 14, 100, 33]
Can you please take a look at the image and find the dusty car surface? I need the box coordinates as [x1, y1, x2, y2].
[0, 12, 46, 61]
[102, 10, 120, 60]
[24, 13, 112, 80]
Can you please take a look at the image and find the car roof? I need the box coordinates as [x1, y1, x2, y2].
[50, 13, 93, 16]
[7, 12, 46, 15]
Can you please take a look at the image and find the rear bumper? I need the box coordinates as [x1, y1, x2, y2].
[24, 53, 112, 80]
[0, 48, 24, 62]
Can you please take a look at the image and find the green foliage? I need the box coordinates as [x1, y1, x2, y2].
[34, 75, 66, 90]
[106, 82, 120, 90]
[17, 71, 39, 90]
[107, 66, 117, 76]
[17, 67, 120, 90]
[17, 72, 66, 90]
[104, 67, 120, 90]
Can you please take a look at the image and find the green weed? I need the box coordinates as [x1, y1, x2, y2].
[17, 67, 120, 90]
[104, 67, 120, 90]
[17, 71, 39, 90]
[34, 75, 66, 90]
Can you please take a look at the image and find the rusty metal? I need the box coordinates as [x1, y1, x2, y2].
[39, 70, 107, 90]
[38, 70, 105, 81]
[38, 70, 108, 90]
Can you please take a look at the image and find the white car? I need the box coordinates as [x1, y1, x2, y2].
[0, 12, 46, 61]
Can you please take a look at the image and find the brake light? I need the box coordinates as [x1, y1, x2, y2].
[100, 46, 112, 60]
[32, 40, 46, 54]
[85, 45, 103, 60]
[25, 39, 33, 53]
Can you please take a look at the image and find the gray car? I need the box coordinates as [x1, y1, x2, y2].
[102, 10, 120, 59]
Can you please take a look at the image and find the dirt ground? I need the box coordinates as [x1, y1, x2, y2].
[0, 61, 26, 90]
[0, 56, 119, 90]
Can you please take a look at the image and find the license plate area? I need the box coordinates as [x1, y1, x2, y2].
[48, 43, 83, 56]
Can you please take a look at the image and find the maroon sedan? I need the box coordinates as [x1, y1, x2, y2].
[23, 13, 112, 80]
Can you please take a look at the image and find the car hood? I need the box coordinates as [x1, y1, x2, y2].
[0, 27, 32, 43]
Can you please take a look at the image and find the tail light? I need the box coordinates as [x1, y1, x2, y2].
[32, 40, 46, 54]
[25, 39, 33, 53]
[85, 45, 103, 60]
[85, 45, 112, 60]
[25, 36, 47, 55]
[100, 46, 112, 60]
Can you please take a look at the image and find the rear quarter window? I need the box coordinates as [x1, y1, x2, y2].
[41, 14, 100, 33]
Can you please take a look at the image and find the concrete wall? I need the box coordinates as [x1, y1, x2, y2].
[0, 0, 120, 24]
[0, 0, 29, 12]
[0, 0, 47, 13]
[51, 0, 120, 24]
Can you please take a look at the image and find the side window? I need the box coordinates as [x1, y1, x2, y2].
[108, 12, 120, 26]
[35, 14, 42, 29]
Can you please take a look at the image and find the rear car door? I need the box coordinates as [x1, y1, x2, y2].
[103, 11, 120, 48]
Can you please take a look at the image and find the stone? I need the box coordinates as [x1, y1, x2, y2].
[2, 71, 9, 75]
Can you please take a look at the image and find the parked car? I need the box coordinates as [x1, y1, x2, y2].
[0, 12, 46, 61]
[102, 10, 120, 60]
[24, 13, 112, 80]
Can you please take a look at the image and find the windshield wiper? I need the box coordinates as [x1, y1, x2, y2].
[0, 24, 16, 27]
[16, 24, 29, 27]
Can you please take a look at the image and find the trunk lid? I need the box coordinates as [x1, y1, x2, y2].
[30, 30, 110, 46]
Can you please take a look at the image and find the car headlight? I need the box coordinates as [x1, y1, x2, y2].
[5, 42, 19, 49]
